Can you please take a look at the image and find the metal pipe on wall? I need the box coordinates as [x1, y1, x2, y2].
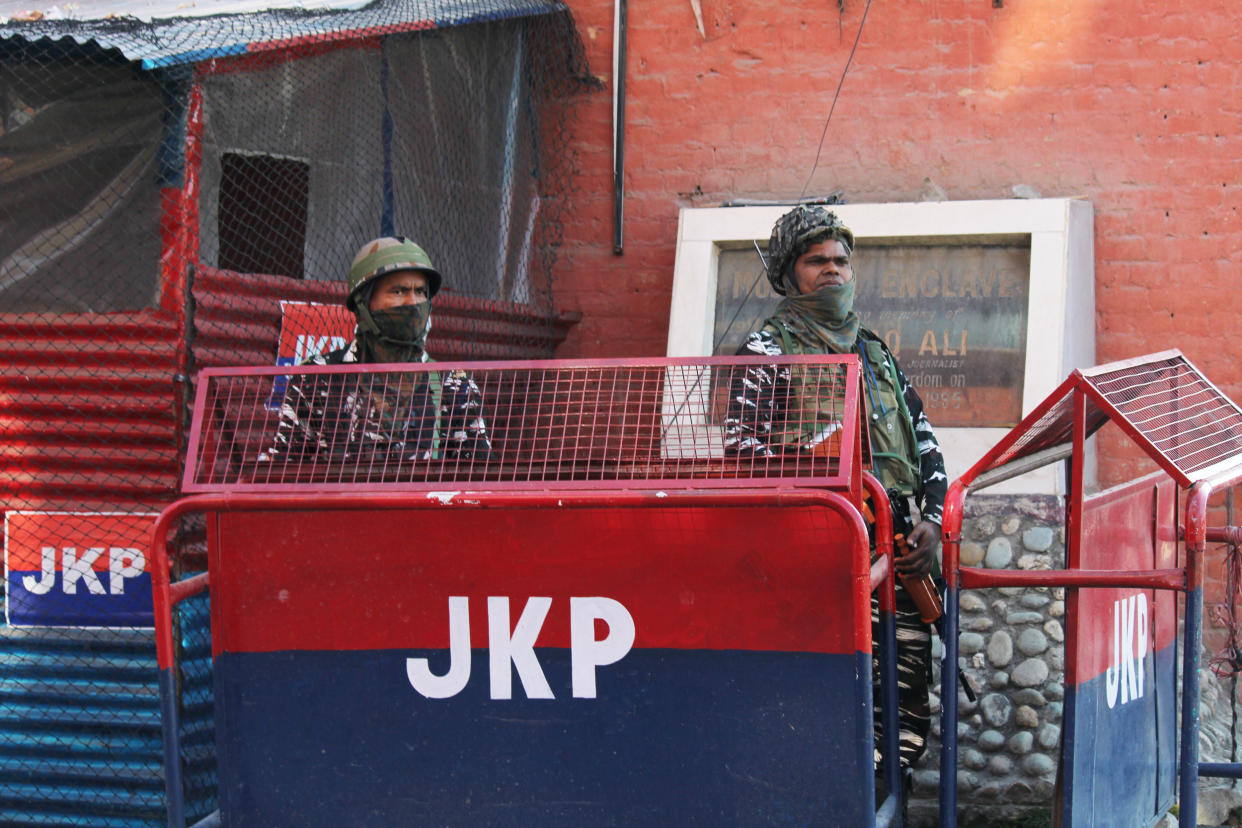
[612, 0, 626, 254]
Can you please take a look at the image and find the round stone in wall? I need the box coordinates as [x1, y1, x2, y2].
[1011, 658, 1050, 687]
[1020, 592, 1051, 609]
[960, 541, 986, 566]
[985, 537, 1013, 568]
[964, 616, 995, 632]
[1044, 619, 1064, 642]
[1012, 688, 1046, 707]
[959, 632, 985, 655]
[978, 730, 1006, 751]
[969, 515, 997, 539]
[1017, 628, 1049, 656]
[1001, 516, 1021, 535]
[960, 592, 987, 612]
[1022, 526, 1055, 552]
[1022, 753, 1056, 776]
[1015, 705, 1039, 728]
[987, 630, 1013, 667]
[980, 693, 1012, 727]
[1038, 723, 1061, 749]
[1007, 730, 1034, 754]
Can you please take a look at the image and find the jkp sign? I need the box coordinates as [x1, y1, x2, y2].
[5, 512, 157, 628]
[407, 597, 635, 700]
[1106, 592, 1148, 709]
[268, 300, 354, 408]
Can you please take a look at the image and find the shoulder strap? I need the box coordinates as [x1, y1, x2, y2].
[425, 357, 443, 460]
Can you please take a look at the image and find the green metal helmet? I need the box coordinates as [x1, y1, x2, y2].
[346, 236, 442, 311]
[766, 206, 855, 296]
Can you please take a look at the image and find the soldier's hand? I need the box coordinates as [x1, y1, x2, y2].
[897, 520, 940, 578]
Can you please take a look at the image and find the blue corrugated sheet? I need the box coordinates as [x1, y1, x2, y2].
[0, 594, 213, 827]
[0, 0, 567, 68]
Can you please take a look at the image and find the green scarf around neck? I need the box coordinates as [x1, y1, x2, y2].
[766, 280, 860, 354]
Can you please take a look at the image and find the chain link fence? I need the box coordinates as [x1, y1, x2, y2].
[0, 1, 587, 822]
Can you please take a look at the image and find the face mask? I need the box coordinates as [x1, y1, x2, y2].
[357, 303, 431, 364]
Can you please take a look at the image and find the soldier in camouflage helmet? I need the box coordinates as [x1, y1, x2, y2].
[259, 236, 489, 467]
[764, 204, 855, 297]
[725, 205, 947, 774]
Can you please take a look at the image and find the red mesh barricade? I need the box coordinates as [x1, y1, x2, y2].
[183, 355, 863, 492]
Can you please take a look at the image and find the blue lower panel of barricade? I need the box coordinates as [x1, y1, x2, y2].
[1064, 642, 1177, 828]
[215, 648, 872, 826]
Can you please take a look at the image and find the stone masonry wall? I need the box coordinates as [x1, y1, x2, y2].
[909, 494, 1067, 826]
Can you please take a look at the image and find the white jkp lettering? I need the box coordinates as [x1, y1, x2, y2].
[406, 596, 636, 700]
[21, 547, 146, 596]
[1105, 592, 1149, 709]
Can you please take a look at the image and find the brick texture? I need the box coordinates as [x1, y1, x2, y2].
[553, 0, 1242, 493]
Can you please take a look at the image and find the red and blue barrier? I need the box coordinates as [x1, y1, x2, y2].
[154, 488, 889, 826]
[938, 350, 1242, 828]
[1060, 474, 1179, 827]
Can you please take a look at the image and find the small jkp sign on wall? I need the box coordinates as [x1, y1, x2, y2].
[267, 300, 355, 407]
[5, 512, 158, 628]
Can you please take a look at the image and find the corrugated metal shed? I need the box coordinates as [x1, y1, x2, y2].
[0, 0, 566, 67]
[0, 596, 214, 827]
[192, 265, 582, 369]
[1, 3, 581, 820]
[0, 311, 182, 513]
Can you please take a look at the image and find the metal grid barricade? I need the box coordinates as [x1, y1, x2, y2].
[183, 355, 863, 492]
[151, 354, 915, 827]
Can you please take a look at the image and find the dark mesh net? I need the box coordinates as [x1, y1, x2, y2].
[0, 2, 586, 822]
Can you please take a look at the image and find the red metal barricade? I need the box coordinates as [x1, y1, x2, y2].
[939, 350, 1242, 828]
[153, 356, 910, 827]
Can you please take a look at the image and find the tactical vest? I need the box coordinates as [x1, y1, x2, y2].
[762, 321, 922, 495]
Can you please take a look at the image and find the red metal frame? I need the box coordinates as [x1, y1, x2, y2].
[155, 353, 910, 826]
[938, 351, 1242, 828]
[181, 355, 864, 494]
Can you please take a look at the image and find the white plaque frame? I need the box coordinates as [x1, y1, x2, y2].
[667, 198, 1095, 494]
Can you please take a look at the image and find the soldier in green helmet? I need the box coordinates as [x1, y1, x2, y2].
[260, 237, 489, 466]
[725, 205, 947, 775]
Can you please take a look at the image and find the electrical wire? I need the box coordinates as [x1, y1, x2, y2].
[799, 0, 875, 199]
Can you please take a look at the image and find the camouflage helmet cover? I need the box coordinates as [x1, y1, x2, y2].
[346, 236, 442, 311]
[766, 205, 855, 296]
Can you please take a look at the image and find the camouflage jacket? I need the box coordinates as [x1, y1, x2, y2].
[258, 339, 490, 468]
[725, 327, 946, 527]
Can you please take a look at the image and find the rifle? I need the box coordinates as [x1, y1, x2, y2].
[870, 488, 978, 703]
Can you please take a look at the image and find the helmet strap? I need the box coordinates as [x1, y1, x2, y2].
[354, 304, 382, 336]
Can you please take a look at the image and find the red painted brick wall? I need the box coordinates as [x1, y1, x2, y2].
[553, 0, 1242, 489]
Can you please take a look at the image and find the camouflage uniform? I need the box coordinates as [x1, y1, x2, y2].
[725, 205, 947, 771]
[259, 340, 489, 468]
